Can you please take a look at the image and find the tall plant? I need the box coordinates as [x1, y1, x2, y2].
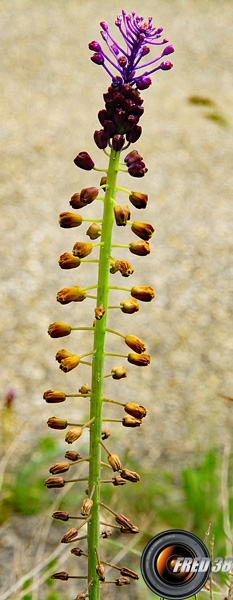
[43, 11, 174, 600]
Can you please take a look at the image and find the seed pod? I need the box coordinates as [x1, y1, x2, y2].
[101, 426, 111, 439]
[120, 567, 139, 580]
[94, 304, 105, 320]
[124, 150, 143, 166]
[45, 477, 65, 488]
[110, 258, 119, 274]
[120, 469, 140, 482]
[114, 205, 130, 226]
[111, 365, 127, 379]
[79, 383, 91, 394]
[72, 242, 93, 258]
[115, 513, 137, 532]
[81, 498, 93, 516]
[99, 175, 107, 191]
[43, 390, 66, 403]
[57, 286, 86, 304]
[131, 221, 154, 241]
[131, 286, 155, 302]
[100, 529, 112, 538]
[49, 461, 70, 474]
[69, 193, 86, 209]
[52, 511, 70, 521]
[112, 475, 127, 486]
[65, 427, 83, 444]
[108, 453, 122, 471]
[122, 416, 142, 427]
[55, 348, 73, 363]
[61, 528, 79, 543]
[125, 334, 146, 353]
[124, 402, 147, 419]
[58, 252, 81, 269]
[51, 571, 69, 581]
[86, 222, 102, 240]
[71, 547, 85, 556]
[120, 298, 139, 314]
[127, 352, 151, 366]
[65, 450, 82, 461]
[129, 191, 148, 209]
[74, 152, 94, 170]
[48, 322, 71, 338]
[96, 564, 105, 581]
[115, 259, 134, 277]
[129, 241, 150, 256]
[59, 212, 82, 228]
[60, 355, 80, 373]
[47, 417, 67, 430]
[115, 576, 131, 586]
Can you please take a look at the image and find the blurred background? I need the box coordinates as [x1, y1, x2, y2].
[0, 0, 232, 598]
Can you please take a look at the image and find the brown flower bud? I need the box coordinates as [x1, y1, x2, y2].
[109, 258, 119, 274]
[72, 242, 92, 258]
[111, 365, 127, 379]
[81, 498, 93, 516]
[120, 469, 140, 482]
[47, 417, 67, 430]
[112, 475, 127, 486]
[49, 461, 70, 474]
[124, 150, 143, 165]
[48, 322, 71, 338]
[74, 152, 94, 171]
[131, 285, 155, 302]
[43, 390, 66, 403]
[115, 576, 131, 586]
[129, 191, 148, 209]
[57, 286, 86, 304]
[80, 186, 98, 204]
[122, 416, 142, 427]
[131, 221, 154, 241]
[108, 453, 122, 471]
[59, 212, 82, 228]
[121, 525, 139, 534]
[101, 426, 111, 440]
[58, 252, 81, 269]
[86, 223, 101, 240]
[120, 567, 139, 580]
[60, 355, 80, 372]
[79, 383, 91, 394]
[96, 564, 105, 581]
[124, 402, 147, 419]
[71, 547, 85, 556]
[116, 513, 137, 532]
[65, 427, 83, 444]
[51, 571, 69, 581]
[61, 527, 79, 543]
[125, 334, 146, 353]
[55, 348, 73, 363]
[115, 260, 134, 277]
[94, 304, 105, 320]
[52, 511, 70, 521]
[45, 477, 65, 488]
[70, 193, 86, 209]
[129, 241, 150, 256]
[127, 352, 150, 366]
[114, 205, 131, 226]
[100, 529, 112, 538]
[100, 175, 107, 191]
[65, 450, 82, 461]
[120, 298, 139, 314]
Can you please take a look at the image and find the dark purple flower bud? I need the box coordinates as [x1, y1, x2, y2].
[105, 99, 115, 112]
[142, 46, 150, 56]
[94, 129, 108, 149]
[124, 115, 139, 131]
[104, 120, 117, 138]
[98, 109, 111, 126]
[88, 41, 101, 52]
[123, 99, 135, 113]
[118, 56, 127, 67]
[91, 53, 104, 65]
[112, 134, 125, 151]
[131, 104, 144, 116]
[112, 92, 125, 106]
[163, 38, 169, 43]
[124, 150, 143, 166]
[160, 61, 173, 70]
[157, 27, 163, 33]
[136, 76, 152, 90]
[163, 45, 175, 56]
[114, 108, 126, 125]
[128, 161, 148, 178]
[100, 21, 108, 31]
[126, 125, 142, 143]
[74, 152, 94, 170]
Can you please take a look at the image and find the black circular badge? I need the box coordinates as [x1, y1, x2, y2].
[141, 529, 210, 599]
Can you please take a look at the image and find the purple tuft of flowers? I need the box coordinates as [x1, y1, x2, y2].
[88, 10, 174, 89]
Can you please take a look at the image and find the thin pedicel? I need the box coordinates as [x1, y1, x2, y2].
[44, 10, 174, 600]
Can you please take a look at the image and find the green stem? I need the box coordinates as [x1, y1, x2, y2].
[88, 147, 121, 600]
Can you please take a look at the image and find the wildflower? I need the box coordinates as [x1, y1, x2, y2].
[86, 223, 101, 239]
[115, 513, 137, 532]
[61, 528, 79, 543]
[65, 450, 82, 461]
[111, 365, 127, 379]
[108, 453, 121, 471]
[55, 348, 73, 362]
[96, 564, 105, 581]
[125, 334, 146, 353]
[57, 286, 86, 304]
[80, 187, 99, 204]
[94, 129, 108, 149]
[74, 152, 94, 170]
[94, 304, 106, 320]
[48, 322, 71, 338]
[43, 390, 66, 403]
[127, 352, 150, 366]
[120, 298, 139, 314]
[45, 477, 65, 489]
[51, 572, 69, 580]
[71, 547, 85, 556]
[120, 469, 140, 482]
[79, 383, 91, 394]
[47, 417, 67, 430]
[59, 212, 82, 228]
[112, 475, 127, 486]
[52, 511, 70, 521]
[58, 252, 81, 269]
[122, 416, 142, 427]
[131, 221, 154, 240]
[114, 205, 130, 226]
[65, 427, 83, 444]
[72, 242, 93, 258]
[112, 134, 125, 151]
[115, 576, 131, 586]
[124, 402, 147, 419]
[101, 426, 111, 439]
[49, 461, 70, 474]
[129, 191, 148, 209]
[124, 150, 143, 166]
[131, 285, 155, 301]
[115, 259, 134, 277]
[81, 498, 93, 516]
[129, 240, 150, 255]
[60, 355, 80, 373]
[69, 193, 86, 209]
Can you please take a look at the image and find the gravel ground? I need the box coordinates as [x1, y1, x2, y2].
[0, 0, 232, 595]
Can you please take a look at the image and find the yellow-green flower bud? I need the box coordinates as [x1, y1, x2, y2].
[120, 298, 139, 314]
[122, 416, 141, 427]
[57, 286, 86, 304]
[72, 242, 93, 258]
[125, 334, 146, 353]
[127, 352, 150, 366]
[131, 221, 154, 240]
[59, 212, 82, 228]
[59, 355, 80, 372]
[48, 322, 71, 338]
[131, 286, 155, 302]
[111, 365, 127, 379]
[124, 402, 147, 419]
[129, 241, 150, 256]
[86, 223, 101, 239]
[58, 252, 81, 269]
[115, 259, 134, 277]
[129, 191, 148, 209]
[43, 390, 66, 403]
